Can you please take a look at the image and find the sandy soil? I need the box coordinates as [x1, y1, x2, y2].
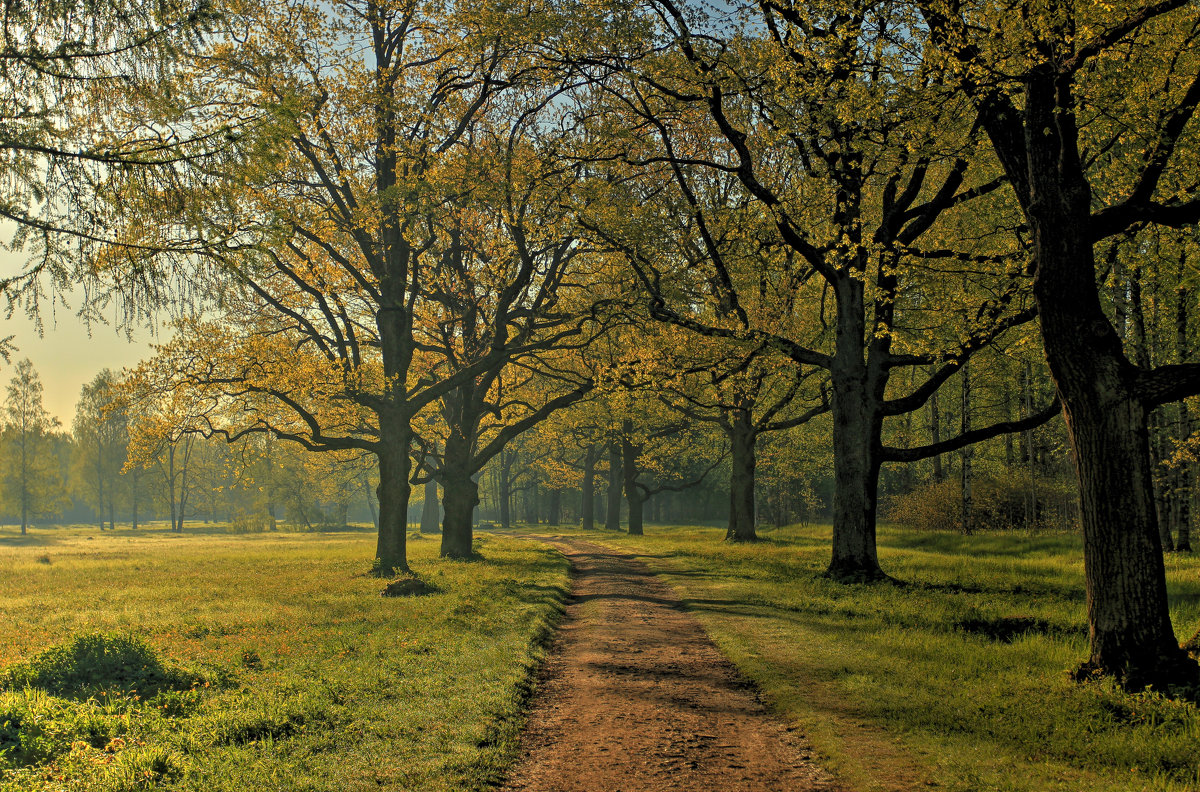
[500, 537, 841, 792]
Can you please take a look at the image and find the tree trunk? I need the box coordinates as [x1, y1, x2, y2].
[605, 439, 622, 531]
[1020, 88, 1193, 686]
[930, 377, 944, 482]
[131, 468, 139, 530]
[1175, 261, 1192, 552]
[498, 452, 513, 530]
[725, 412, 758, 542]
[581, 444, 596, 530]
[362, 474, 379, 532]
[546, 488, 561, 526]
[826, 297, 886, 581]
[440, 433, 477, 559]
[440, 474, 478, 559]
[420, 478, 440, 534]
[621, 419, 644, 536]
[374, 419, 411, 575]
[960, 360, 973, 535]
[1023, 360, 1038, 529]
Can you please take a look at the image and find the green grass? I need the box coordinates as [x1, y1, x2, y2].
[540, 523, 1200, 792]
[0, 524, 568, 791]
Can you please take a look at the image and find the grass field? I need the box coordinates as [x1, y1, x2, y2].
[546, 523, 1200, 792]
[0, 524, 568, 792]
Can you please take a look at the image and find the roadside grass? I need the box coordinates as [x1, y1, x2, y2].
[0, 525, 568, 791]
[543, 523, 1200, 792]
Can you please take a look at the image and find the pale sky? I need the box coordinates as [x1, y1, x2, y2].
[1, 246, 157, 426]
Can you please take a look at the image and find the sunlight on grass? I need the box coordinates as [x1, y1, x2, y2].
[550, 523, 1200, 792]
[0, 525, 568, 791]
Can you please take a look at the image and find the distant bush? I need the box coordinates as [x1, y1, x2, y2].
[0, 634, 200, 699]
[228, 511, 271, 534]
[886, 473, 1079, 532]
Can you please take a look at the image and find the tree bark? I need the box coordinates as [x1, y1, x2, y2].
[930, 379, 944, 482]
[605, 439, 622, 531]
[621, 420, 644, 536]
[960, 360, 973, 535]
[1019, 79, 1193, 686]
[374, 427, 411, 575]
[826, 292, 886, 581]
[546, 487, 561, 526]
[420, 478, 440, 534]
[1174, 262, 1192, 552]
[725, 411, 758, 542]
[440, 432, 477, 559]
[581, 444, 596, 530]
[1023, 360, 1038, 528]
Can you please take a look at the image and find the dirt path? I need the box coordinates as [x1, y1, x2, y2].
[500, 537, 840, 792]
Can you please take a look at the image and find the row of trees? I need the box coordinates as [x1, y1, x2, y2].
[5, 0, 1200, 688]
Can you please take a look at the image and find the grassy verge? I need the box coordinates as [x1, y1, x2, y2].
[0, 526, 568, 791]
[542, 523, 1200, 792]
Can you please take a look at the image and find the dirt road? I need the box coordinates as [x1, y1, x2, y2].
[500, 537, 839, 792]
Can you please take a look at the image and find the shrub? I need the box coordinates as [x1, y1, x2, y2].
[0, 633, 200, 699]
[886, 473, 1079, 532]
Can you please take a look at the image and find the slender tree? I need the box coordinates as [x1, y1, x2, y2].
[2, 360, 61, 533]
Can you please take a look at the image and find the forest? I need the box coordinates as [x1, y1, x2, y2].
[3, 0, 1200, 790]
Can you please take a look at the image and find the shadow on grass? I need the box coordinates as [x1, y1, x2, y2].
[0, 533, 65, 547]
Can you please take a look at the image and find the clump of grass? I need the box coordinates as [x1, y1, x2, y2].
[1, 633, 201, 699]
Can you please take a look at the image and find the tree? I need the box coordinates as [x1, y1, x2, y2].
[103, 0, 603, 574]
[919, 0, 1200, 687]
[71, 369, 128, 530]
[650, 326, 830, 541]
[1, 359, 62, 532]
[577, 4, 1058, 578]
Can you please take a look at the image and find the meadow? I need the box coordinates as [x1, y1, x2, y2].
[549, 523, 1200, 792]
[0, 525, 568, 792]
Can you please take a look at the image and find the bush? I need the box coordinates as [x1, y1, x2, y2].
[886, 473, 1079, 532]
[1, 633, 200, 699]
[228, 511, 271, 534]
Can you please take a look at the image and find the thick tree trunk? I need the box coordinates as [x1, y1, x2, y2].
[605, 440, 622, 531]
[440, 473, 478, 559]
[827, 296, 886, 581]
[374, 424, 411, 575]
[420, 478, 440, 534]
[725, 413, 758, 542]
[1021, 91, 1193, 686]
[581, 444, 596, 530]
[621, 421, 644, 536]
[546, 488, 561, 526]
[440, 433, 477, 559]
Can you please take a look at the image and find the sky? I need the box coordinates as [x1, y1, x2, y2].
[0, 246, 157, 426]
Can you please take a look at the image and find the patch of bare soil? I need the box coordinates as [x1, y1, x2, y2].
[500, 537, 840, 792]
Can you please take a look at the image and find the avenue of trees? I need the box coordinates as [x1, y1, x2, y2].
[5, 0, 1200, 690]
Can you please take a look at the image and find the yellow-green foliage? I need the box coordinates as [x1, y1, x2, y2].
[559, 524, 1200, 792]
[0, 526, 567, 791]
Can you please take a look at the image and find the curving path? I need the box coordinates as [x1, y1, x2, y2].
[500, 537, 840, 792]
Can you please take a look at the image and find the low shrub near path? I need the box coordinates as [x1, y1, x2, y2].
[556, 523, 1200, 792]
[0, 527, 568, 791]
